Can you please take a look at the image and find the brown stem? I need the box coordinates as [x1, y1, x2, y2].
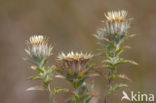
[104, 96, 107, 103]
[103, 85, 109, 103]
[103, 70, 112, 103]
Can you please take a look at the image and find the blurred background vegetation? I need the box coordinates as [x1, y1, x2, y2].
[0, 0, 156, 103]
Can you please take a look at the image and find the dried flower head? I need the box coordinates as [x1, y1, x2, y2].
[57, 52, 93, 73]
[29, 35, 46, 45]
[105, 10, 127, 22]
[95, 10, 131, 43]
[25, 35, 53, 66]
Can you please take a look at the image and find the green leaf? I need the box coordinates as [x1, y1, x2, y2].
[29, 76, 40, 80]
[106, 57, 138, 66]
[26, 85, 46, 91]
[37, 68, 44, 73]
[52, 87, 69, 95]
[105, 57, 123, 66]
[124, 60, 138, 65]
[82, 95, 92, 103]
[77, 76, 88, 88]
[117, 74, 132, 82]
[108, 75, 117, 81]
[46, 67, 52, 72]
[108, 84, 128, 94]
[115, 48, 124, 56]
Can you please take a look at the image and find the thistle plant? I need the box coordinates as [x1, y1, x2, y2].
[25, 35, 66, 103]
[23, 10, 137, 103]
[94, 10, 138, 103]
[56, 52, 95, 103]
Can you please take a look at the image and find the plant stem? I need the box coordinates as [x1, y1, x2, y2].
[48, 84, 54, 103]
[103, 71, 112, 103]
[103, 44, 118, 103]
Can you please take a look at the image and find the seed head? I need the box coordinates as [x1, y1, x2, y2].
[105, 10, 127, 22]
[57, 52, 93, 73]
[95, 10, 131, 42]
[29, 35, 46, 45]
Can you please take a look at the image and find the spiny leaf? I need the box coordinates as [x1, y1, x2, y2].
[37, 68, 44, 73]
[46, 66, 52, 72]
[123, 45, 131, 49]
[30, 65, 37, 70]
[29, 76, 40, 80]
[115, 48, 124, 56]
[124, 60, 138, 65]
[82, 95, 92, 103]
[77, 76, 88, 88]
[26, 85, 47, 91]
[52, 87, 69, 95]
[55, 75, 65, 79]
[117, 74, 132, 82]
[128, 34, 136, 38]
[106, 58, 138, 66]
[108, 84, 128, 94]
